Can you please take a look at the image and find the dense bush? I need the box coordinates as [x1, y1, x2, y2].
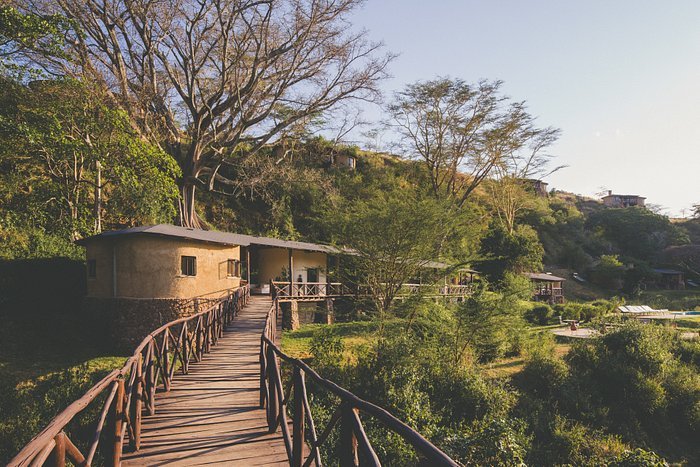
[304, 312, 699, 465]
[517, 323, 699, 464]
[308, 328, 530, 465]
[553, 298, 617, 321]
[525, 303, 554, 325]
[0, 361, 121, 464]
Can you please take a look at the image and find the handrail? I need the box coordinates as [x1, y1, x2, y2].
[259, 297, 459, 466]
[271, 281, 472, 300]
[9, 285, 250, 467]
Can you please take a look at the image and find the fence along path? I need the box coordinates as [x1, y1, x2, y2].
[11, 287, 458, 466]
[121, 295, 287, 465]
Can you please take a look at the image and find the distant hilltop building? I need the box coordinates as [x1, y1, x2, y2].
[531, 179, 549, 197]
[525, 179, 549, 197]
[601, 190, 646, 208]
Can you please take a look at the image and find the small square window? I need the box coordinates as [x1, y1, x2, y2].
[181, 256, 197, 276]
[87, 259, 96, 278]
[227, 259, 240, 277]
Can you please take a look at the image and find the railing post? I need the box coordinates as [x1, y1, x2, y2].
[182, 322, 189, 374]
[112, 377, 125, 466]
[146, 343, 156, 416]
[292, 366, 306, 467]
[131, 355, 143, 450]
[266, 345, 278, 432]
[50, 431, 66, 467]
[340, 404, 359, 467]
[219, 303, 224, 338]
[162, 334, 170, 392]
[259, 339, 267, 408]
[196, 316, 203, 361]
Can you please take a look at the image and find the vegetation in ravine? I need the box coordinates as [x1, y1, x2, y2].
[283, 307, 699, 465]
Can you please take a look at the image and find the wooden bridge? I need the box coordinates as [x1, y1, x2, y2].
[10, 286, 458, 466]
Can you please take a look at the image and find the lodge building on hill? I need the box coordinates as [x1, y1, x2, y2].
[601, 190, 646, 208]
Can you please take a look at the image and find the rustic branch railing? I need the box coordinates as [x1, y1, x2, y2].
[259, 298, 459, 466]
[9, 285, 250, 467]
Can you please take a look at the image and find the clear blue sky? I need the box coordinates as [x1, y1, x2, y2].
[350, 0, 700, 216]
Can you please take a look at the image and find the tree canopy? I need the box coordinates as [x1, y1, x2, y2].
[14, 0, 392, 227]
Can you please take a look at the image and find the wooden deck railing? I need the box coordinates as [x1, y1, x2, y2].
[9, 286, 250, 467]
[272, 281, 353, 300]
[399, 283, 473, 297]
[259, 298, 459, 467]
[272, 281, 473, 301]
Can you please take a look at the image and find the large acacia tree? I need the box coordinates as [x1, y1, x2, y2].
[388, 78, 559, 210]
[16, 0, 391, 227]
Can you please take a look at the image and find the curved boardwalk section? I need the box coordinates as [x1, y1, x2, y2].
[122, 296, 287, 466]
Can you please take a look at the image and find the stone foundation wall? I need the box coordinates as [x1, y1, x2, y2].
[82, 296, 222, 353]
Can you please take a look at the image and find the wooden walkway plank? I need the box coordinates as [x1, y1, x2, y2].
[122, 296, 288, 466]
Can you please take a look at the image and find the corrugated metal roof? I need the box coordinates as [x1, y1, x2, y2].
[525, 272, 566, 282]
[75, 224, 342, 253]
[421, 260, 478, 273]
[601, 194, 646, 199]
[653, 268, 684, 275]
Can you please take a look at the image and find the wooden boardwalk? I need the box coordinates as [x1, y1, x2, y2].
[122, 296, 288, 466]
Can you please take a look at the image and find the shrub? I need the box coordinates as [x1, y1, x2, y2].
[607, 448, 668, 467]
[526, 304, 554, 325]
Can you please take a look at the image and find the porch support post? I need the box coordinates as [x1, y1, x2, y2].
[288, 248, 294, 296]
[246, 247, 251, 285]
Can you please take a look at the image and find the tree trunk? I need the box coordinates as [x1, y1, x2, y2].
[178, 181, 202, 229]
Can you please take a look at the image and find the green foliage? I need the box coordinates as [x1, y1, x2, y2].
[326, 191, 464, 313]
[553, 299, 617, 321]
[309, 327, 529, 465]
[0, 6, 73, 78]
[518, 323, 699, 464]
[0, 358, 123, 464]
[607, 448, 669, 467]
[0, 77, 180, 248]
[453, 284, 531, 363]
[526, 304, 555, 325]
[586, 207, 689, 262]
[590, 254, 626, 289]
[479, 222, 544, 281]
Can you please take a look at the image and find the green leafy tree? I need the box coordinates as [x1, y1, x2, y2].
[586, 207, 688, 262]
[0, 77, 179, 242]
[0, 6, 72, 77]
[479, 222, 544, 281]
[589, 254, 626, 290]
[16, 0, 392, 227]
[388, 77, 559, 211]
[328, 193, 458, 315]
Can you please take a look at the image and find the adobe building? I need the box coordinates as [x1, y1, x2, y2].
[601, 191, 646, 208]
[77, 224, 341, 348]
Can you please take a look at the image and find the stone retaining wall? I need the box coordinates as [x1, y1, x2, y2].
[82, 296, 223, 353]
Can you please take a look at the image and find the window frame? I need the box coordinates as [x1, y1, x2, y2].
[181, 255, 197, 277]
[227, 259, 241, 278]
